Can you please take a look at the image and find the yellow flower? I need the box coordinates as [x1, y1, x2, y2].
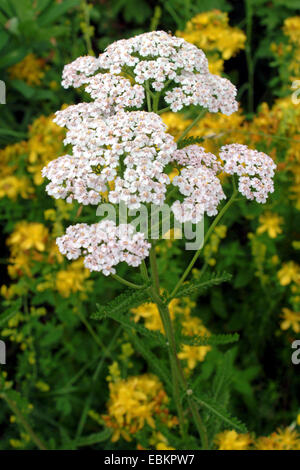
[8, 53, 46, 86]
[255, 428, 300, 450]
[55, 259, 90, 297]
[257, 212, 283, 238]
[176, 10, 246, 74]
[156, 442, 175, 450]
[102, 374, 172, 442]
[7, 222, 49, 253]
[215, 430, 252, 450]
[277, 261, 300, 286]
[280, 308, 300, 333]
[131, 298, 182, 332]
[0, 176, 34, 200]
[178, 317, 211, 370]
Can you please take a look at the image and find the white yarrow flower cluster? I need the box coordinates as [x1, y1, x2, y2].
[43, 31, 276, 275]
[173, 145, 222, 174]
[56, 221, 151, 275]
[41, 154, 107, 205]
[171, 145, 226, 223]
[97, 31, 238, 114]
[54, 74, 145, 128]
[61, 55, 100, 88]
[219, 144, 276, 203]
[165, 72, 238, 114]
[171, 147, 226, 224]
[43, 111, 176, 208]
[98, 31, 209, 80]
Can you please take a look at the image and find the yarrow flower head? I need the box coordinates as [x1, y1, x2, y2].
[60, 31, 238, 116]
[171, 166, 226, 223]
[61, 55, 99, 88]
[173, 144, 222, 173]
[42, 30, 276, 275]
[56, 220, 151, 276]
[43, 111, 176, 208]
[219, 144, 276, 203]
[171, 145, 226, 223]
[54, 74, 145, 127]
[164, 71, 238, 114]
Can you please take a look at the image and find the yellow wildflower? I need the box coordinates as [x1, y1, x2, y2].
[55, 259, 90, 297]
[281, 308, 300, 333]
[35, 381, 50, 392]
[178, 317, 211, 370]
[255, 428, 300, 450]
[257, 212, 283, 238]
[102, 374, 172, 442]
[0, 176, 34, 200]
[8, 53, 46, 86]
[277, 261, 300, 286]
[7, 222, 49, 253]
[131, 298, 182, 332]
[177, 10, 246, 74]
[215, 430, 252, 450]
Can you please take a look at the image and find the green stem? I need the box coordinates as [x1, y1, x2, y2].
[145, 81, 152, 111]
[81, 0, 94, 56]
[1, 393, 48, 450]
[158, 106, 171, 115]
[245, 0, 254, 113]
[151, 287, 208, 448]
[111, 274, 144, 290]
[149, 247, 208, 447]
[149, 248, 186, 438]
[170, 187, 238, 299]
[140, 260, 150, 283]
[177, 110, 206, 144]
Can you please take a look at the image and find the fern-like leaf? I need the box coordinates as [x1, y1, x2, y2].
[194, 395, 247, 433]
[177, 135, 204, 149]
[93, 287, 150, 319]
[92, 304, 167, 348]
[180, 332, 239, 347]
[171, 271, 232, 299]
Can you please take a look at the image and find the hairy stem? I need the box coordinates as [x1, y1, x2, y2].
[176, 109, 206, 144]
[149, 247, 209, 448]
[111, 274, 145, 290]
[170, 186, 238, 299]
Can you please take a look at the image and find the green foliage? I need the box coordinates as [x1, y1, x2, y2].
[177, 135, 204, 149]
[180, 332, 239, 347]
[173, 272, 232, 298]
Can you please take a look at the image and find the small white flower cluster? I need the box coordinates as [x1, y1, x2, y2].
[56, 221, 151, 275]
[43, 111, 176, 208]
[165, 72, 238, 114]
[171, 145, 226, 223]
[61, 55, 99, 88]
[173, 145, 222, 174]
[41, 154, 107, 205]
[98, 31, 209, 83]
[97, 31, 238, 114]
[219, 144, 276, 203]
[54, 74, 145, 128]
[85, 73, 145, 108]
